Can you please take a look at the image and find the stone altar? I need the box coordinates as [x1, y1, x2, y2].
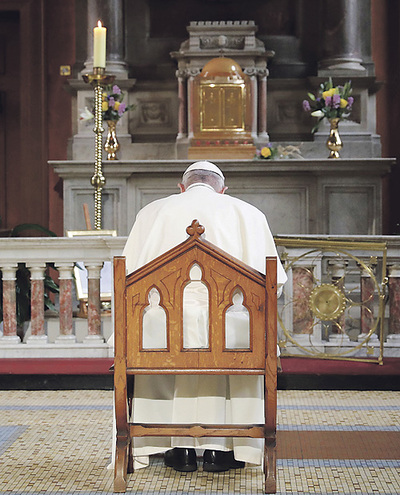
[51, 158, 394, 237]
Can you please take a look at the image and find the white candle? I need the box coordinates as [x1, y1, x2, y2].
[93, 20, 106, 68]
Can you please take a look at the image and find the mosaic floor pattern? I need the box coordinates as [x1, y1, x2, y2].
[0, 389, 399, 494]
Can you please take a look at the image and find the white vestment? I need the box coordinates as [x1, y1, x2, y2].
[117, 183, 287, 469]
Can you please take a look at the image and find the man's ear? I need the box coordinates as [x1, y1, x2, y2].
[220, 186, 228, 194]
[178, 183, 185, 193]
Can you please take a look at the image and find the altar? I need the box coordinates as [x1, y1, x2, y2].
[56, 10, 395, 239]
[51, 158, 394, 237]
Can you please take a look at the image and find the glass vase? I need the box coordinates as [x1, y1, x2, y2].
[104, 120, 120, 160]
[326, 118, 343, 159]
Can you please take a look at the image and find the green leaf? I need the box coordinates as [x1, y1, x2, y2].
[308, 92, 316, 101]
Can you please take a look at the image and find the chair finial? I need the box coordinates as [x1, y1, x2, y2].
[186, 219, 205, 238]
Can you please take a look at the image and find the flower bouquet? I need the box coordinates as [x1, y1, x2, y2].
[80, 84, 134, 123]
[303, 78, 353, 134]
[255, 144, 278, 160]
[80, 85, 134, 160]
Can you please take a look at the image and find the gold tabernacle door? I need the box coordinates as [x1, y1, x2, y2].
[188, 57, 256, 159]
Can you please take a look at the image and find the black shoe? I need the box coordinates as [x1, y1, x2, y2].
[203, 450, 244, 472]
[164, 448, 197, 472]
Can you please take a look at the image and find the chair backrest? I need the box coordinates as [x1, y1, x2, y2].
[113, 219, 277, 377]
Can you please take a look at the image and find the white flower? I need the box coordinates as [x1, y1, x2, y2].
[311, 110, 324, 118]
[79, 107, 94, 121]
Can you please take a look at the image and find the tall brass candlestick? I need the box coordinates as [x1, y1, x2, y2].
[83, 68, 115, 230]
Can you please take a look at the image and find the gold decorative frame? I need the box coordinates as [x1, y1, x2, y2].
[274, 238, 388, 364]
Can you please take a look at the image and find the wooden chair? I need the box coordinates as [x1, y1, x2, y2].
[113, 219, 278, 493]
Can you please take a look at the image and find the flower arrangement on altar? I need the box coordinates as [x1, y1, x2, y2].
[302, 78, 353, 133]
[79, 84, 134, 123]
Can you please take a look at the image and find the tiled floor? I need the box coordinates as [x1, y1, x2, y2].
[0, 389, 399, 494]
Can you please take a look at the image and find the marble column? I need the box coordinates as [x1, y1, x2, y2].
[176, 69, 187, 140]
[258, 69, 269, 140]
[84, 262, 104, 343]
[0, 264, 20, 344]
[55, 263, 76, 344]
[187, 70, 200, 140]
[319, 0, 366, 73]
[84, 0, 128, 77]
[26, 263, 48, 345]
[292, 266, 314, 334]
[244, 69, 258, 141]
[329, 261, 347, 336]
[387, 264, 400, 345]
[359, 266, 375, 335]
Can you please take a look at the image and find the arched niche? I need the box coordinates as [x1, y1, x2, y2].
[225, 288, 250, 349]
[182, 264, 209, 348]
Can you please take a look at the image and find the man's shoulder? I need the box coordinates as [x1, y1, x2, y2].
[138, 193, 180, 215]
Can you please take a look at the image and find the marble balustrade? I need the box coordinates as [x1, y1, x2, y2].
[0, 235, 399, 359]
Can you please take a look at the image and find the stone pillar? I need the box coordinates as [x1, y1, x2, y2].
[56, 263, 76, 344]
[258, 69, 269, 140]
[292, 266, 314, 335]
[84, 0, 128, 77]
[329, 261, 347, 336]
[359, 266, 375, 336]
[387, 264, 400, 346]
[187, 71, 198, 140]
[319, 0, 366, 73]
[176, 70, 187, 140]
[244, 70, 258, 140]
[0, 264, 20, 344]
[26, 263, 48, 345]
[84, 262, 104, 343]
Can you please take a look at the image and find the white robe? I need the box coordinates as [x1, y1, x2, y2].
[117, 183, 287, 469]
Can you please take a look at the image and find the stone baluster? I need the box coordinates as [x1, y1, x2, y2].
[26, 263, 48, 344]
[55, 263, 76, 344]
[328, 260, 347, 336]
[387, 264, 400, 347]
[292, 266, 314, 335]
[359, 264, 376, 336]
[176, 70, 187, 140]
[319, 0, 366, 73]
[0, 264, 20, 344]
[84, 262, 104, 343]
[84, 0, 128, 77]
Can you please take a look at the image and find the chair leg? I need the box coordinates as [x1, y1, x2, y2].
[264, 435, 277, 494]
[127, 438, 134, 474]
[114, 436, 129, 493]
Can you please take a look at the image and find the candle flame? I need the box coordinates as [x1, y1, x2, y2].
[97, 20, 102, 28]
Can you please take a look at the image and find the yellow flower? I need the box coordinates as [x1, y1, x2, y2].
[322, 88, 336, 99]
[114, 101, 121, 110]
[261, 147, 272, 158]
[102, 101, 109, 112]
[340, 98, 348, 108]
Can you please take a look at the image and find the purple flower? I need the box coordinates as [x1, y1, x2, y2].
[108, 97, 115, 108]
[347, 96, 354, 108]
[118, 102, 126, 116]
[112, 85, 121, 95]
[325, 96, 332, 107]
[303, 100, 311, 112]
[332, 94, 341, 108]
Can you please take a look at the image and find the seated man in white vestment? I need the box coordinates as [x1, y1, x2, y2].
[116, 161, 287, 473]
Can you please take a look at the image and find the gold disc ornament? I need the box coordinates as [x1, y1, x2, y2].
[309, 283, 346, 321]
